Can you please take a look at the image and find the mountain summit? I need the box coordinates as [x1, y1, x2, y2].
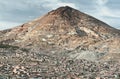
[49, 6, 74, 15]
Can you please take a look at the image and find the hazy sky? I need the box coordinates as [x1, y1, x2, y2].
[0, 0, 120, 30]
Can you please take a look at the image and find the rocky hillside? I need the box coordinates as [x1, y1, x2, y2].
[0, 6, 120, 78]
[0, 6, 120, 60]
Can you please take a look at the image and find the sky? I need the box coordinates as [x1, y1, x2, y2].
[0, 0, 120, 30]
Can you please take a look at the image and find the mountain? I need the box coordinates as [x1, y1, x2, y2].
[0, 6, 120, 78]
[0, 6, 120, 60]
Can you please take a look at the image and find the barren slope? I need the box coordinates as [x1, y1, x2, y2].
[0, 6, 119, 61]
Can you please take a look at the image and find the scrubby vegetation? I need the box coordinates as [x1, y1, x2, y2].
[0, 44, 19, 50]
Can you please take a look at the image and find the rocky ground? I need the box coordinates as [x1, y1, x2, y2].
[0, 50, 120, 79]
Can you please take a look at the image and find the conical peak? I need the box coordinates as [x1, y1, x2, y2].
[48, 6, 81, 25]
[49, 6, 77, 15]
[57, 6, 73, 10]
